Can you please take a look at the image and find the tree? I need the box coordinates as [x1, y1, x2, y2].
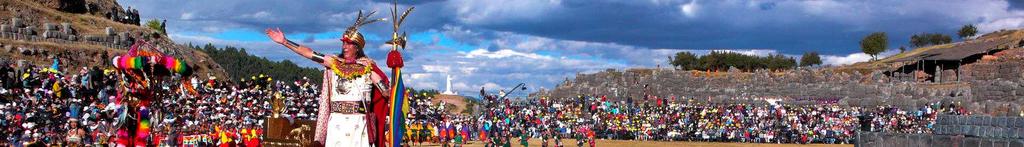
[684, 51, 797, 72]
[199, 43, 323, 83]
[800, 51, 822, 67]
[860, 32, 888, 60]
[928, 34, 952, 45]
[910, 34, 925, 48]
[670, 51, 699, 70]
[144, 19, 165, 35]
[958, 24, 977, 39]
[899, 46, 906, 53]
[910, 33, 952, 48]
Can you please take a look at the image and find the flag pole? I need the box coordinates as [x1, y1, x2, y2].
[386, 1, 414, 147]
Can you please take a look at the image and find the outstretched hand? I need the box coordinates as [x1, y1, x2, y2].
[264, 28, 287, 44]
[357, 58, 385, 84]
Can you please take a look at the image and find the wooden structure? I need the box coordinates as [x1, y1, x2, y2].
[262, 118, 318, 147]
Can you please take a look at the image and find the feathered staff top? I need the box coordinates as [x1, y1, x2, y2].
[111, 40, 197, 96]
[112, 42, 191, 76]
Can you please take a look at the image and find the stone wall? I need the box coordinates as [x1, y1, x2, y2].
[539, 48, 1024, 115]
[857, 132, 1023, 147]
[857, 115, 1024, 147]
[1, 17, 128, 50]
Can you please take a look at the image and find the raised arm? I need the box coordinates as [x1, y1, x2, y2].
[265, 28, 331, 67]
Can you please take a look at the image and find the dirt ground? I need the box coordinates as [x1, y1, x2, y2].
[405, 139, 854, 147]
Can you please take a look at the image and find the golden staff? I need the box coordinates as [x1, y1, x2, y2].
[386, 0, 414, 51]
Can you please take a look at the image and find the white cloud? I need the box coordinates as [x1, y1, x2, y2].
[459, 67, 478, 75]
[464, 49, 553, 59]
[709, 49, 779, 56]
[978, 17, 1024, 33]
[409, 73, 432, 80]
[180, 12, 195, 20]
[821, 53, 873, 66]
[448, 0, 563, 25]
[452, 82, 471, 92]
[169, 33, 223, 45]
[480, 82, 504, 91]
[421, 65, 452, 73]
[411, 81, 439, 91]
[821, 49, 899, 66]
[240, 11, 272, 19]
[326, 11, 359, 24]
[679, 0, 700, 18]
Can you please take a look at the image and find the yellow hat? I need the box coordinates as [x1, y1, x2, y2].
[342, 10, 384, 49]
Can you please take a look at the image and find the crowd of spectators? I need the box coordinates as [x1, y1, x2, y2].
[0, 59, 972, 146]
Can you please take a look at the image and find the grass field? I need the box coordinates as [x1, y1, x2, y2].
[406, 139, 854, 147]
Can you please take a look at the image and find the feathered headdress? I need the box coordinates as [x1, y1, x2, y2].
[341, 10, 385, 49]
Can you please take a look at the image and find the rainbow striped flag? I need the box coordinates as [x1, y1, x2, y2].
[389, 67, 410, 146]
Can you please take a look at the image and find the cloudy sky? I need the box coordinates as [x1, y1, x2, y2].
[118, 0, 1024, 96]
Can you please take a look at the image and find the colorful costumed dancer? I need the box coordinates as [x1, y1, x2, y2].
[110, 40, 193, 147]
[266, 10, 393, 147]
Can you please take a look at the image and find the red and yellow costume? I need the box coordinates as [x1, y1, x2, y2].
[312, 11, 398, 147]
[111, 41, 193, 147]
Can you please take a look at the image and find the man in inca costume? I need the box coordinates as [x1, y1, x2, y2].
[265, 11, 392, 147]
[110, 41, 193, 147]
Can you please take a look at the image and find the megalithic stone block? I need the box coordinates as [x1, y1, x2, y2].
[1011, 117, 1019, 128]
[986, 126, 995, 138]
[11, 18, 23, 28]
[990, 127, 1000, 138]
[969, 126, 979, 137]
[61, 23, 73, 34]
[973, 115, 983, 126]
[963, 137, 980, 147]
[956, 115, 965, 125]
[945, 115, 955, 125]
[119, 32, 131, 42]
[42, 30, 56, 39]
[1011, 140, 1024, 147]
[937, 115, 947, 125]
[1009, 128, 1017, 139]
[993, 139, 1008, 147]
[995, 126, 1003, 138]
[1018, 128, 1024, 139]
[105, 27, 115, 36]
[43, 23, 57, 31]
[981, 126, 990, 138]
[932, 135, 950, 147]
[910, 134, 922, 147]
[958, 124, 968, 135]
[985, 116, 994, 126]
[999, 116, 1007, 127]
[942, 125, 952, 135]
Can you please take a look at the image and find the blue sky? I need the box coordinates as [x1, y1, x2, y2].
[119, 0, 1024, 96]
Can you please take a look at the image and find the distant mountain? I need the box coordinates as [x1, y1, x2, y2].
[193, 43, 323, 84]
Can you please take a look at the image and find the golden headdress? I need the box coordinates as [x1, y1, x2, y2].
[341, 10, 384, 49]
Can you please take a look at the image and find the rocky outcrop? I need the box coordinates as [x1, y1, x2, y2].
[0, 0, 227, 79]
[30, 0, 86, 13]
